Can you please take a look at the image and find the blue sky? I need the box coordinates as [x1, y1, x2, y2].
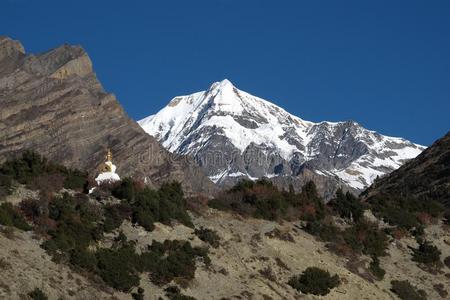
[2, 0, 449, 145]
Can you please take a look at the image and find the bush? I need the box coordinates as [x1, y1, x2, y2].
[112, 177, 137, 202]
[411, 241, 441, 266]
[329, 189, 364, 222]
[288, 267, 340, 296]
[19, 199, 43, 223]
[96, 243, 140, 292]
[369, 256, 385, 280]
[144, 240, 210, 285]
[343, 221, 388, 257]
[0, 174, 13, 198]
[368, 193, 444, 231]
[303, 220, 340, 243]
[210, 180, 325, 222]
[0, 202, 31, 231]
[390, 280, 427, 300]
[103, 204, 130, 232]
[0, 151, 88, 193]
[63, 169, 88, 191]
[194, 227, 220, 248]
[70, 247, 98, 272]
[444, 256, 450, 269]
[28, 288, 48, 300]
[42, 193, 102, 261]
[132, 287, 145, 300]
[165, 285, 197, 300]
[110, 180, 193, 231]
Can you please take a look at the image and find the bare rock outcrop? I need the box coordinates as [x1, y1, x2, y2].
[0, 36, 216, 195]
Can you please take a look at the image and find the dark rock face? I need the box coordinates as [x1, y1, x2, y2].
[364, 131, 450, 208]
[0, 36, 216, 195]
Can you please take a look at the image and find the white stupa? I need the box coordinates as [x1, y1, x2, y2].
[95, 149, 120, 185]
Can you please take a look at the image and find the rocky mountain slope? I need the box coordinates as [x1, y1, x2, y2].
[139, 79, 424, 193]
[0, 36, 215, 195]
[364, 131, 450, 208]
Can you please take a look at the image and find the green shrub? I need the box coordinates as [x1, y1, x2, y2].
[0, 174, 13, 198]
[0, 151, 47, 184]
[103, 204, 130, 232]
[63, 169, 88, 191]
[194, 227, 220, 248]
[96, 243, 140, 292]
[369, 256, 385, 280]
[368, 193, 444, 231]
[303, 220, 340, 243]
[132, 287, 145, 300]
[165, 285, 197, 300]
[112, 177, 137, 202]
[132, 209, 155, 231]
[110, 180, 192, 231]
[0, 151, 88, 192]
[288, 267, 340, 296]
[210, 180, 325, 222]
[28, 288, 48, 300]
[42, 193, 102, 260]
[390, 280, 427, 300]
[0, 202, 31, 231]
[412, 241, 441, 266]
[69, 247, 97, 272]
[144, 240, 210, 286]
[444, 256, 450, 269]
[343, 221, 388, 257]
[329, 189, 364, 222]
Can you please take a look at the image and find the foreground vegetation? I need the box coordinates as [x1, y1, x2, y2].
[288, 267, 340, 296]
[0, 152, 209, 293]
[208, 177, 447, 287]
[0, 151, 446, 298]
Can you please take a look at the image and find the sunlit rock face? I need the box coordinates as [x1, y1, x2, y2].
[0, 36, 216, 195]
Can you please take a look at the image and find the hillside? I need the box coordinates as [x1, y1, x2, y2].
[364, 131, 450, 209]
[0, 152, 449, 300]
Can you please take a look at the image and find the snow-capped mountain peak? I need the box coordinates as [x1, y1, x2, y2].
[139, 80, 425, 192]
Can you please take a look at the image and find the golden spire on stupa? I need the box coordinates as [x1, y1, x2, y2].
[95, 148, 121, 185]
[106, 148, 113, 162]
[99, 148, 114, 172]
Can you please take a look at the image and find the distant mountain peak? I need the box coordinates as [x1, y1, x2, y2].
[139, 81, 425, 193]
[209, 78, 234, 90]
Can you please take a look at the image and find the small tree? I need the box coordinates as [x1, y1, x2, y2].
[132, 287, 145, 300]
[329, 189, 364, 222]
[288, 267, 340, 296]
[194, 227, 220, 248]
[444, 256, 450, 269]
[369, 256, 385, 280]
[0, 202, 32, 231]
[390, 280, 427, 300]
[28, 288, 48, 300]
[412, 241, 441, 267]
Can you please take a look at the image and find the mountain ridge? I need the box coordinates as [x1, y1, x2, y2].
[0, 36, 216, 195]
[139, 79, 424, 194]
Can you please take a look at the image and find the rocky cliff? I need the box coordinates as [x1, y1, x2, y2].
[0, 36, 215, 195]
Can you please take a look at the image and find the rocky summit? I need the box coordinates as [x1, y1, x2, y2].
[139, 79, 424, 197]
[0, 36, 215, 195]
